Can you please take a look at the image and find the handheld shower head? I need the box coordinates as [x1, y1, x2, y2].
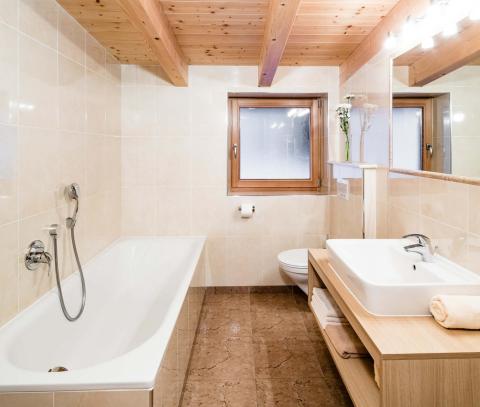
[65, 183, 80, 228]
[66, 183, 80, 200]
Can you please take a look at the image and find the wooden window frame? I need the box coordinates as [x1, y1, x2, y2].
[228, 97, 324, 194]
[393, 98, 433, 171]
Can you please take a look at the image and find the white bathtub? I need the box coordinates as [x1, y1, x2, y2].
[0, 236, 206, 392]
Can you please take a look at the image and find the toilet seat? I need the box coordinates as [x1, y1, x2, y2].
[278, 249, 308, 275]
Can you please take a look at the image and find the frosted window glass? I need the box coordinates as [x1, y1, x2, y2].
[239, 107, 311, 179]
[392, 107, 422, 170]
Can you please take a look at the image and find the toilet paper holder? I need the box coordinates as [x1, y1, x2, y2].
[237, 205, 255, 212]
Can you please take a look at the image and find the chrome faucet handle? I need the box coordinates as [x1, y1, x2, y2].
[402, 233, 436, 262]
[25, 240, 52, 273]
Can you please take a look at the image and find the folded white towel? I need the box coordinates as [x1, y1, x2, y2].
[311, 295, 346, 321]
[312, 288, 344, 318]
[311, 294, 346, 328]
[430, 295, 480, 330]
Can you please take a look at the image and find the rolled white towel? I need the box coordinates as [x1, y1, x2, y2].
[430, 295, 480, 330]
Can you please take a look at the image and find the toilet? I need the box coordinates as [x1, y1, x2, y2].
[278, 249, 309, 294]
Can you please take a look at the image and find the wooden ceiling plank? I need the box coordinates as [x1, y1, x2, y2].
[116, 0, 188, 86]
[258, 0, 301, 87]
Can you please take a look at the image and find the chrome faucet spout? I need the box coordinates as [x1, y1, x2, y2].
[402, 233, 435, 262]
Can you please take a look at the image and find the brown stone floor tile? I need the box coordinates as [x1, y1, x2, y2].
[310, 340, 340, 380]
[292, 289, 310, 312]
[187, 336, 255, 381]
[204, 292, 251, 312]
[250, 292, 300, 314]
[301, 311, 324, 343]
[256, 378, 342, 407]
[252, 310, 308, 340]
[181, 379, 258, 407]
[253, 338, 324, 379]
[197, 307, 253, 339]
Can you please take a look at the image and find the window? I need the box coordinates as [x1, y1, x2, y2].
[392, 98, 433, 171]
[228, 97, 324, 193]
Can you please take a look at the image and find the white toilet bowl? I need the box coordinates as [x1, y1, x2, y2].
[278, 248, 308, 294]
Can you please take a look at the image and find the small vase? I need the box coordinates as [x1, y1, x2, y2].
[344, 132, 351, 162]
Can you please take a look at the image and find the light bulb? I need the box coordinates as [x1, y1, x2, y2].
[384, 32, 398, 50]
[443, 22, 458, 37]
[422, 36, 435, 49]
[402, 17, 415, 40]
[471, 5, 480, 20]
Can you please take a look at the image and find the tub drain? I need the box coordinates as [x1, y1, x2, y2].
[48, 366, 68, 372]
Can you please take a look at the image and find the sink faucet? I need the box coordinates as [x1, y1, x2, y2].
[402, 234, 436, 262]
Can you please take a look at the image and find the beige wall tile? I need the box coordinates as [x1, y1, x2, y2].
[18, 34, 58, 127]
[19, 0, 57, 49]
[0, 0, 18, 27]
[85, 71, 106, 134]
[191, 187, 229, 238]
[0, 222, 19, 325]
[204, 237, 226, 287]
[0, 124, 18, 226]
[0, 22, 18, 124]
[85, 35, 105, 75]
[261, 234, 297, 286]
[0, 392, 53, 407]
[388, 175, 420, 212]
[191, 137, 227, 188]
[468, 185, 480, 236]
[156, 187, 192, 235]
[121, 186, 157, 236]
[59, 130, 86, 188]
[18, 127, 61, 218]
[55, 390, 150, 407]
[224, 236, 264, 286]
[58, 8, 84, 65]
[59, 55, 85, 132]
[387, 205, 420, 238]
[420, 177, 468, 230]
[157, 138, 192, 187]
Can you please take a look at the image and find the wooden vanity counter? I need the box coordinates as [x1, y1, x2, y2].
[308, 249, 480, 407]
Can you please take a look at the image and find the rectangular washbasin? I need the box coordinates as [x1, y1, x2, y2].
[326, 239, 480, 316]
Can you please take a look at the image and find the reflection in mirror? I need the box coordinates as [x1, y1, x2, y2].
[392, 18, 480, 178]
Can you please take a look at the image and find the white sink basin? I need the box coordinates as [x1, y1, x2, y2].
[326, 239, 480, 316]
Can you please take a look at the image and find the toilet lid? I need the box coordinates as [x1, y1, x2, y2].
[278, 248, 308, 270]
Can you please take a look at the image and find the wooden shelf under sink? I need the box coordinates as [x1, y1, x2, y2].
[309, 303, 380, 407]
[308, 249, 480, 407]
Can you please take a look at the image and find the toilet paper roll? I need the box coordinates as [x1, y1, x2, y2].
[240, 204, 254, 218]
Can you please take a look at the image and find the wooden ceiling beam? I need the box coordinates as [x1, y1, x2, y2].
[339, 0, 430, 84]
[115, 0, 188, 86]
[407, 19, 480, 87]
[258, 0, 301, 87]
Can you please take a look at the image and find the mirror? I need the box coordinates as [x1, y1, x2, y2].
[391, 17, 480, 178]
